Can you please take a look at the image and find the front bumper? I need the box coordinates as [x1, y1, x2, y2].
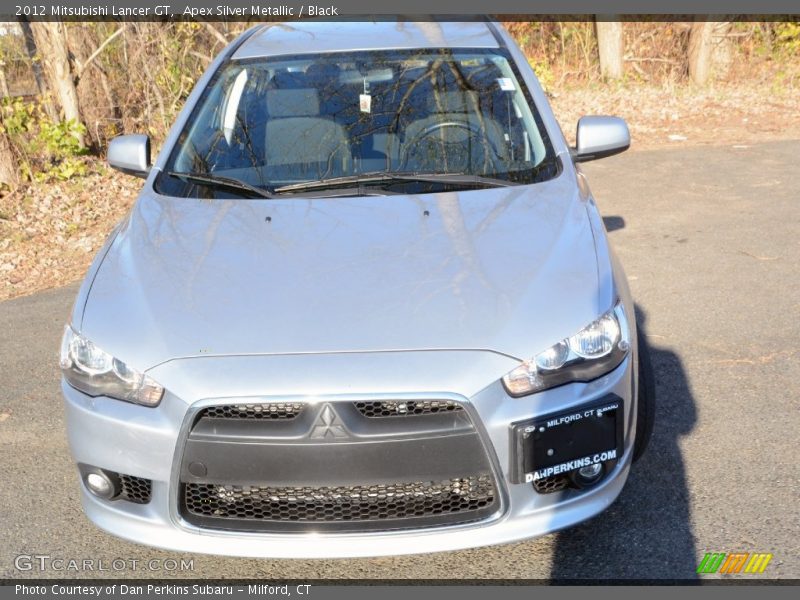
[62, 350, 636, 558]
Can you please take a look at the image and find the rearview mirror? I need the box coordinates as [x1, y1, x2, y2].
[574, 116, 630, 163]
[108, 134, 151, 178]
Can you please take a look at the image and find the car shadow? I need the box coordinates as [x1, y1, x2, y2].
[549, 306, 699, 581]
[602, 215, 626, 232]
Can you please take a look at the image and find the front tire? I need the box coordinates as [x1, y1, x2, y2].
[633, 324, 656, 462]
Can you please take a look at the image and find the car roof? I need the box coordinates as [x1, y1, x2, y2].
[233, 21, 501, 60]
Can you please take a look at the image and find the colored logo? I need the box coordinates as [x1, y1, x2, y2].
[697, 552, 773, 574]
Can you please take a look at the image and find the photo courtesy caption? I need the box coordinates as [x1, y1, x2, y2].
[16, 586, 105, 597]
[15, 585, 308, 596]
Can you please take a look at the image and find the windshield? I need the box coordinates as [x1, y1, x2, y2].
[156, 48, 559, 198]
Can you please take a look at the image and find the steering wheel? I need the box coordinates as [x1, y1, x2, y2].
[400, 120, 503, 170]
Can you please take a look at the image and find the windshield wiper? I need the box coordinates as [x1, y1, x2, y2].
[274, 172, 515, 194]
[167, 171, 274, 199]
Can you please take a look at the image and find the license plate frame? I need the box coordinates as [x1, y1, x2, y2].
[509, 395, 624, 484]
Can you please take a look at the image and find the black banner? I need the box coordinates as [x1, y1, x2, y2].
[2, 0, 800, 21]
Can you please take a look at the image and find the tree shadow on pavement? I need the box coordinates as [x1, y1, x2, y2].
[549, 306, 699, 581]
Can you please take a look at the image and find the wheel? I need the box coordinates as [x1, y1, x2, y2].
[633, 323, 656, 462]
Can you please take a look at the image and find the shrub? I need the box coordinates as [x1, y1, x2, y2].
[0, 97, 88, 183]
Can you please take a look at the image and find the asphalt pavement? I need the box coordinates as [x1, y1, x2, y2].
[1, 140, 798, 580]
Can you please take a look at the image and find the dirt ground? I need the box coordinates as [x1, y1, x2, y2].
[552, 82, 800, 149]
[2, 80, 800, 301]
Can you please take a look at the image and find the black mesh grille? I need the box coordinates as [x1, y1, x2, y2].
[119, 475, 152, 504]
[532, 474, 570, 494]
[354, 400, 463, 418]
[183, 476, 495, 528]
[198, 403, 305, 420]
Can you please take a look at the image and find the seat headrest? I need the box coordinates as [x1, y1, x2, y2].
[266, 89, 321, 118]
[305, 63, 341, 83]
[427, 91, 479, 113]
[270, 71, 308, 89]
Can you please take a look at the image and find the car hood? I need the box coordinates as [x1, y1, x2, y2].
[81, 174, 605, 371]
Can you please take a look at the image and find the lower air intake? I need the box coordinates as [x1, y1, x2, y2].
[119, 474, 152, 504]
[532, 474, 570, 494]
[182, 476, 497, 532]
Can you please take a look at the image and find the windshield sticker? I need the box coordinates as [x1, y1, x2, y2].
[359, 93, 372, 113]
[497, 77, 516, 91]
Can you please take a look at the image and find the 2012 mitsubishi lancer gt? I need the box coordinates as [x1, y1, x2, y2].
[60, 20, 655, 558]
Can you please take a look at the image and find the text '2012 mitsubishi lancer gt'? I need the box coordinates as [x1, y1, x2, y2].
[60, 20, 655, 557]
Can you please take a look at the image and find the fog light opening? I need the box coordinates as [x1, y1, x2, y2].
[82, 469, 119, 500]
[571, 462, 605, 488]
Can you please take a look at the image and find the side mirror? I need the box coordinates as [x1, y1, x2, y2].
[574, 116, 630, 163]
[108, 134, 151, 178]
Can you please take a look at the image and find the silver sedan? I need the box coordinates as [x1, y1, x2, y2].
[59, 20, 655, 558]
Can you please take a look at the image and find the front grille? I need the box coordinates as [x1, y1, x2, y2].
[198, 403, 305, 420]
[119, 475, 152, 504]
[532, 474, 570, 494]
[354, 400, 463, 418]
[179, 399, 499, 532]
[183, 476, 495, 530]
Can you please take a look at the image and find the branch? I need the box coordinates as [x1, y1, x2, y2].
[76, 25, 126, 79]
[190, 51, 213, 65]
[624, 57, 681, 65]
[203, 22, 228, 46]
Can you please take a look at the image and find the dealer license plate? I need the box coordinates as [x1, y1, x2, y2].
[511, 397, 624, 484]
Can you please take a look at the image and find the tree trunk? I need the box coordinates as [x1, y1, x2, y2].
[16, 18, 61, 121]
[0, 62, 9, 98]
[595, 17, 624, 80]
[18, 20, 47, 96]
[0, 134, 20, 187]
[29, 22, 85, 146]
[688, 18, 716, 85]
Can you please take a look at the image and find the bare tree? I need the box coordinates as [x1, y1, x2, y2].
[688, 18, 730, 85]
[17, 20, 47, 96]
[595, 17, 624, 80]
[0, 134, 19, 186]
[688, 19, 715, 85]
[29, 22, 85, 146]
[0, 60, 9, 98]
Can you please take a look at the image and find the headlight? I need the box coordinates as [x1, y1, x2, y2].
[502, 303, 630, 397]
[60, 326, 164, 407]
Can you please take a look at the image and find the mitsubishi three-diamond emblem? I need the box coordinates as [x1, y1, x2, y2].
[310, 404, 349, 440]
